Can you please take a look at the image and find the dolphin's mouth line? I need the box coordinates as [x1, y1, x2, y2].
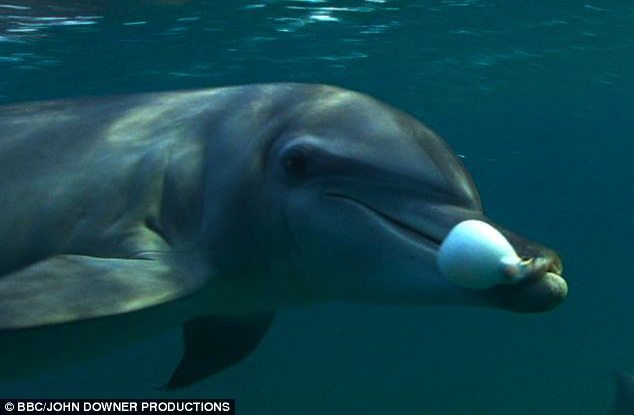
[324, 192, 443, 248]
[516, 252, 563, 282]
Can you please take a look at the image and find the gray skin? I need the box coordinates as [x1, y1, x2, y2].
[0, 83, 567, 388]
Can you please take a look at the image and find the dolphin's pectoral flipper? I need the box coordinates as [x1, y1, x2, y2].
[165, 311, 275, 389]
[0, 254, 206, 330]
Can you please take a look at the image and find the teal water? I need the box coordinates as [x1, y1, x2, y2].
[1, 1, 633, 413]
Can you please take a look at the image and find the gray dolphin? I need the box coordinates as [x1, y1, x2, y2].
[0, 83, 567, 388]
[610, 371, 634, 415]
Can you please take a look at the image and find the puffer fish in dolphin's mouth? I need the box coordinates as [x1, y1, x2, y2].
[437, 219, 566, 293]
[0, 83, 567, 388]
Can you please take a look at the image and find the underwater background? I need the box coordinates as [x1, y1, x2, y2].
[0, 0, 632, 414]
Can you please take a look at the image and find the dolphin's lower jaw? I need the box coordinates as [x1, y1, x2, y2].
[481, 260, 567, 313]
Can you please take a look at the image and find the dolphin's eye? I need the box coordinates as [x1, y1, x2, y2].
[284, 155, 307, 176]
[280, 145, 312, 178]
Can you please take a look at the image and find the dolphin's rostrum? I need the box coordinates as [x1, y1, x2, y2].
[0, 84, 567, 388]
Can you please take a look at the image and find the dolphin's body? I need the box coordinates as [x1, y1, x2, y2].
[610, 372, 634, 415]
[0, 84, 566, 388]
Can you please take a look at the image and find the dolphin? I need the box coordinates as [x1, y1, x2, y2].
[0, 83, 567, 388]
[610, 371, 634, 415]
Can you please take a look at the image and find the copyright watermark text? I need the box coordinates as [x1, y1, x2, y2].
[0, 400, 234, 414]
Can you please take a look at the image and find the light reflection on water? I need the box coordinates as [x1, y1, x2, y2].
[0, 1, 631, 107]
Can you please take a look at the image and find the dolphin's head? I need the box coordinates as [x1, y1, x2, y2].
[252, 85, 566, 313]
